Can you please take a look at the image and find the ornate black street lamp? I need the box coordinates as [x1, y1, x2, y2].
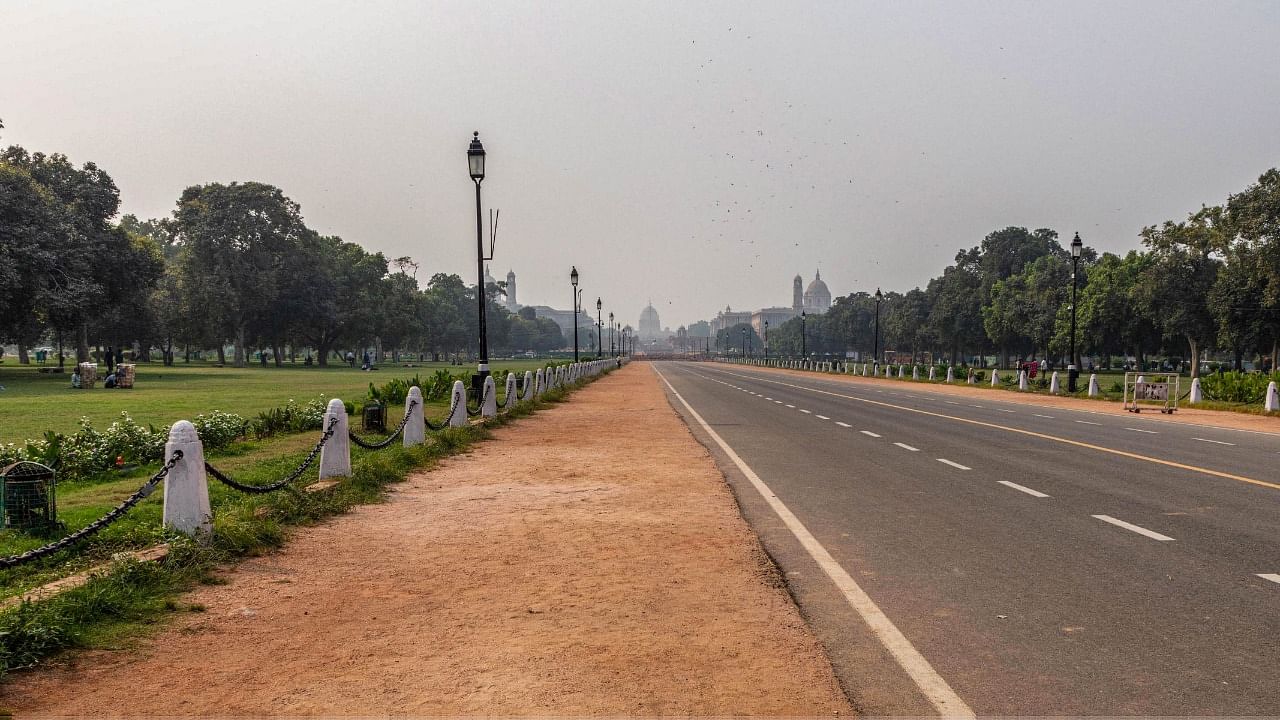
[741, 327, 748, 358]
[1069, 232, 1083, 392]
[467, 132, 490, 383]
[764, 320, 769, 361]
[873, 287, 883, 370]
[801, 311, 808, 359]
[596, 297, 603, 358]
[570, 266, 580, 362]
[609, 312, 615, 356]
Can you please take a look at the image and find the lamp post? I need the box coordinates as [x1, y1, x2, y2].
[873, 287, 883, 370]
[467, 132, 490, 383]
[570, 266, 581, 362]
[764, 320, 769, 361]
[741, 327, 747, 358]
[801, 311, 807, 359]
[1068, 232, 1083, 392]
[616, 322, 622, 357]
[596, 297, 603, 358]
[609, 312, 615, 356]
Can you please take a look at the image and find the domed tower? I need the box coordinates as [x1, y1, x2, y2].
[803, 270, 832, 313]
[505, 269, 517, 311]
[793, 275, 803, 312]
[639, 302, 662, 340]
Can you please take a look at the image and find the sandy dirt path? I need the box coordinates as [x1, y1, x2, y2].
[2, 364, 851, 716]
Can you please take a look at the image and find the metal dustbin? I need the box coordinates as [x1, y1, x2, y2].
[362, 401, 387, 432]
[0, 461, 58, 532]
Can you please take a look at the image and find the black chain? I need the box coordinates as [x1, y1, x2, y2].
[0, 451, 185, 569]
[349, 400, 417, 450]
[466, 382, 491, 417]
[206, 416, 337, 494]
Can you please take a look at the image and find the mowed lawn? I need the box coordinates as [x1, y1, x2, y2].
[0, 359, 554, 443]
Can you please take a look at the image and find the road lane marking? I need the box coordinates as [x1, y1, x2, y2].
[860, 430, 881, 438]
[1126, 428, 1158, 434]
[937, 459, 971, 470]
[700, 366, 1280, 492]
[765, 397, 773, 400]
[946, 401, 960, 405]
[894, 443, 920, 452]
[998, 481, 1050, 498]
[816, 414, 830, 420]
[835, 422, 852, 428]
[652, 366, 975, 718]
[968, 404, 983, 408]
[995, 409, 1016, 414]
[1092, 515, 1175, 542]
[799, 409, 812, 414]
[1033, 414, 1055, 419]
[1192, 437, 1235, 446]
[1074, 420, 1102, 426]
[786, 404, 796, 408]
[774, 400, 783, 404]
[1258, 573, 1280, 585]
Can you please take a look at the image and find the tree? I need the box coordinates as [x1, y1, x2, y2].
[1228, 168, 1280, 370]
[715, 323, 762, 355]
[1066, 251, 1157, 369]
[1137, 207, 1228, 376]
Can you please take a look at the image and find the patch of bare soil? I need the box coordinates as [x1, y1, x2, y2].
[2, 364, 851, 716]
[752, 365, 1279, 435]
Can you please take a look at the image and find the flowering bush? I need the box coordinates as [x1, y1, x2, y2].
[248, 397, 328, 439]
[192, 410, 250, 448]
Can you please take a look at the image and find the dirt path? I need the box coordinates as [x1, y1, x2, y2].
[744, 364, 1280, 434]
[2, 364, 851, 716]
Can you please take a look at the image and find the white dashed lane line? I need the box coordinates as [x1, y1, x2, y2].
[860, 430, 881, 438]
[937, 459, 971, 470]
[946, 401, 959, 405]
[785, 404, 796, 408]
[815, 414, 830, 420]
[799, 409, 812, 414]
[835, 422, 851, 428]
[998, 480, 1050, 498]
[1075, 420, 1102, 426]
[894, 443, 920, 452]
[995, 409, 1016, 414]
[1092, 515, 1175, 542]
[1033, 413, 1055, 419]
[774, 400, 783, 404]
[1258, 573, 1280, 585]
[1126, 428, 1158, 434]
[1192, 437, 1235, 446]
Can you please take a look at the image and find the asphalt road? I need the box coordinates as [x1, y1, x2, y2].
[651, 360, 1280, 716]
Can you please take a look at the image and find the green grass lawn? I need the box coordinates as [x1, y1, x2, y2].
[0, 359, 554, 444]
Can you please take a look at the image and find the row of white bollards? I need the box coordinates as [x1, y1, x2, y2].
[160, 358, 624, 539]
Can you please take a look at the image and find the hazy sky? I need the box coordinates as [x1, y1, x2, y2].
[3, 1, 1279, 330]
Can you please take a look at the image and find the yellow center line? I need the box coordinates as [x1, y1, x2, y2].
[704, 365, 1280, 493]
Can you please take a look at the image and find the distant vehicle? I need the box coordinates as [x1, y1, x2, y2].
[523, 351, 536, 358]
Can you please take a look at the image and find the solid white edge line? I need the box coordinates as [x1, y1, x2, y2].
[1257, 573, 1280, 585]
[1091, 514, 1175, 542]
[937, 459, 971, 470]
[997, 480, 1050, 498]
[894, 442, 920, 452]
[652, 365, 974, 718]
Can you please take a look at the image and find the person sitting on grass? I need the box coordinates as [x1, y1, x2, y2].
[71, 370, 81, 389]
[104, 371, 118, 388]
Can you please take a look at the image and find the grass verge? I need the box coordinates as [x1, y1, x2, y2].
[0, 371, 593, 678]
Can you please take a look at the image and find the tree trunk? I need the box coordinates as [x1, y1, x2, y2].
[1272, 339, 1278, 375]
[1186, 337, 1200, 378]
[316, 340, 331, 367]
[272, 341, 284, 367]
[233, 327, 247, 367]
[1233, 345, 1243, 372]
[217, 345, 226, 365]
[17, 343, 29, 364]
[77, 323, 89, 362]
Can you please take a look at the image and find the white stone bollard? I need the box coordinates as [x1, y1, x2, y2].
[482, 375, 498, 417]
[1049, 372, 1060, 395]
[534, 368, 545, 396]
[403, 386, 425, 446]
[1189, 377, 1202, 404]
[991, 369, 1000, 386]
[1266, 381, 1279, 412]
[162, 420, 211, 538]
[1137, 374, 1146, 385]
[505, 373, 518, 409]
[1018, 370, 1028, 391]
[967, 369, 976, 384]
[1088, 373, 1099, 397]
[929, 366, 937, 381]
[897, 365, 904, 379]
[861, 363, 868, 376]
[945, 367, 953, 383]
[448, 380, 468, 427]
[912, 366, 920, 380]
[319, 398, 351, 480]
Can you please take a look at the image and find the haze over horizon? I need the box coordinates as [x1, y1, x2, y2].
[3, 0, 1278, 332]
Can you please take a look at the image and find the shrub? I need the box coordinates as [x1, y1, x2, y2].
[1199, 371, 1280, 404]
[248, 398, 328, 439]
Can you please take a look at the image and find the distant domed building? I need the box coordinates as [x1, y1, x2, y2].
[639, 302, 662, 340]
[802, 270, 831, 314]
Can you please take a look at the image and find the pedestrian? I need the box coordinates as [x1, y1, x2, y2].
[260, 351, 267, 367]
[346, 350, 355, 368]
[105, 346, 114, 373]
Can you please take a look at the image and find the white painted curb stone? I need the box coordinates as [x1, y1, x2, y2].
[319, 398, 351, 480]
[1049, 372, 1060, 395]
[403, 386, 425, 446]
[1189, 377, 1202, 404]
[482, 375, 498, 417]
[448, 380, 468, 427]
[1018, 370, 1028, 391]
[162, 420, 211, 538]
[1088, 373, 1099, 397]
[1267, 381, 1279, 412]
